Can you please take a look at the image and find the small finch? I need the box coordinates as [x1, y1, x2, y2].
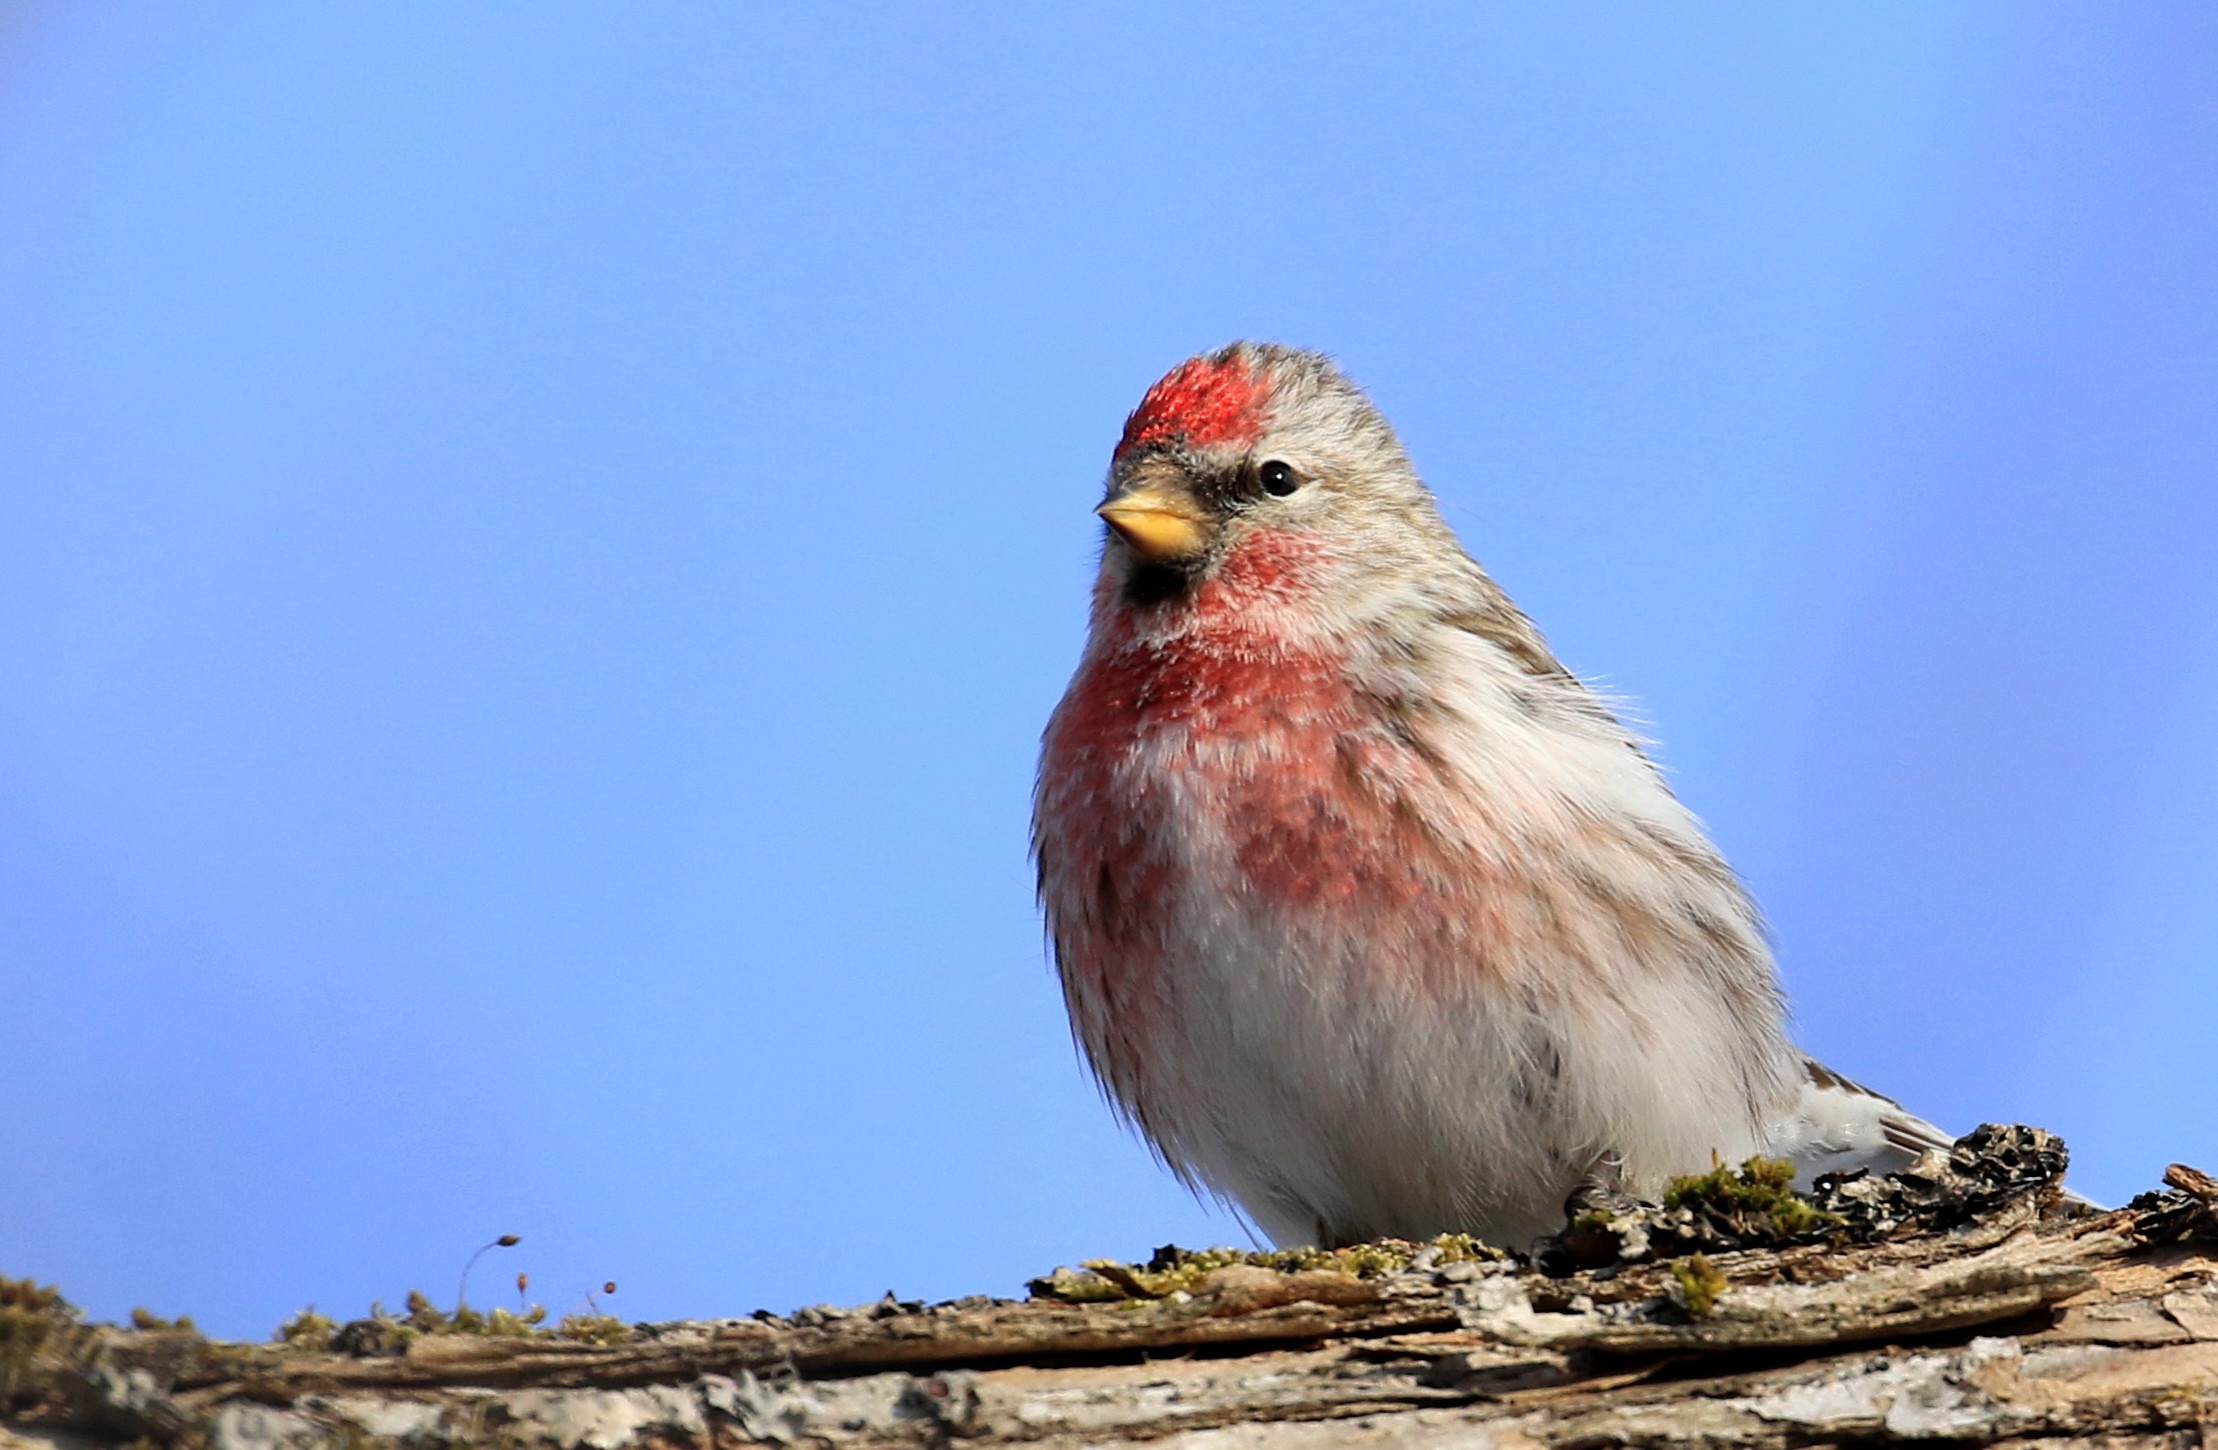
[1032, 342, 1950, 1250]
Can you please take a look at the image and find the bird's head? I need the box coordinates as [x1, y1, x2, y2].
[1095, 343, 1453, 620]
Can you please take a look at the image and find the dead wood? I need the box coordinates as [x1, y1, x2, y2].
[5, 1141, 2214, 1450]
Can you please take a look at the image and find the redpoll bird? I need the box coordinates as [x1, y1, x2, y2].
[1032, 343, 1950, 1250]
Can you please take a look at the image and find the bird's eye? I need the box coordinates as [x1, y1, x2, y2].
[1259, 460, 1299, 497]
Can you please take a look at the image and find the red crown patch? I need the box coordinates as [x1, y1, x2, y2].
[1116, 353, 1269, 459]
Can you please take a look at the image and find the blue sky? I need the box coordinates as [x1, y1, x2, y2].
[2, 4, 2213, 1339]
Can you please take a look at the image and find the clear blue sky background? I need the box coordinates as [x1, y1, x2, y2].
[3, 4, 2214, 1339]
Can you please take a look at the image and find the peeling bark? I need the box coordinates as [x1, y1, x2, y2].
[5, 1161, 2216, 1449]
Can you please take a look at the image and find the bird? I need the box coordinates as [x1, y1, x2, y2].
[1031, 341, 1952, 1252]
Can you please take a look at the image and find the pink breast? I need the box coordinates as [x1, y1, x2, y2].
[1040, 565, 1507, 1112]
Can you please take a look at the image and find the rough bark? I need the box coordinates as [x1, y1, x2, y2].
[5, 1161, 2215, 1450]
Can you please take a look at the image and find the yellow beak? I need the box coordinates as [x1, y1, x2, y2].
[1097, 484, 1210, 564]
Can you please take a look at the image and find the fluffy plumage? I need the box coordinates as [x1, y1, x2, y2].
[1033, 342, 1947, 1250]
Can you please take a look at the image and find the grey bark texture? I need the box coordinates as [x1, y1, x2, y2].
[5, 1156, 2215, 1450]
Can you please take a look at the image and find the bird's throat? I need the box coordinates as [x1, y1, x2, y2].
[1121, 561, 1197, 608]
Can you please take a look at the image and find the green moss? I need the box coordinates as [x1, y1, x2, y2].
[128, 1308, 198, 1334]
[0, 1277, 77, 1392]
[274, 1307, 337, 1350]
[0, 1277, 69, 1320]
[483, 1307, 551, 1338]
[1664, 1156, 1843, 1238]
[554, 1313, 629, 1346]
[334, 1290, 551, 1342]
[1025, 1265, 1125, 1302]
[1029, 1234, 1503, 1303]
[271, 1287, 600, 1349]
[1670, 1253, 1728, 1317]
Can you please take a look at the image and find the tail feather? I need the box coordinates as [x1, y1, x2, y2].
[1765, 1055, 1953, 1188]
[1765, 1055, 2101, 1209]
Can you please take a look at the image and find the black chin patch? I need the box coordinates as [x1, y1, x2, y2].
[1122, 562, 1195, 607]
